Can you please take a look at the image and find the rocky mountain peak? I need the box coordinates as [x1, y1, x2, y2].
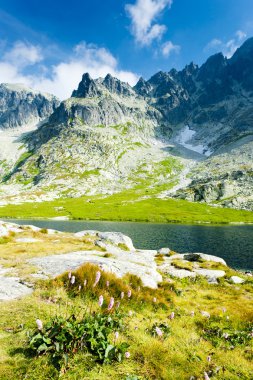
[183, 62, 198, 75]
[229, 37, 253, 89]
[230, 37, 253, 63]
[134, 77, 153, 96]
[148, 71, 170, 86]
[102, 73, 133, 96]
[71, 73, 102, 98]
[197, 52, 227, 82]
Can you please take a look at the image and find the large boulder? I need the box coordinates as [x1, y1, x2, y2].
[97, 232, 135, 251]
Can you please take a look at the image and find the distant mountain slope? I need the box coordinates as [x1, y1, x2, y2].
[0, 38, 253, 211]
[0, 73, 183, 201]
[134, 37, 253, 154]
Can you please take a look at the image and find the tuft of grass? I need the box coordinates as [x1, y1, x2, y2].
[0, 236, 12, 244]
[171, 259, 194, 271]
[118, 243, 130, 251]
[155, 253, 165, 263]
[103, 252, 114, 258]
[40, 228, 48, 234]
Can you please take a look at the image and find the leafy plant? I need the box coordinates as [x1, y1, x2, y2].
[28, 312, 129, 369]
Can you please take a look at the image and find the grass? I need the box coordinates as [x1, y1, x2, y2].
[171, 259, 194, 271]
[0, 266, 252, 379]
[0, 191, 253, 224]
[0, 228, 252, 379]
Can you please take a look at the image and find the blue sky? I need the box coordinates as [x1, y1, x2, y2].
[0, 0, 252, 98]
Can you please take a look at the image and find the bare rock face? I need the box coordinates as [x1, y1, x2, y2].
[49, 72, 162, 129]
[0, 83, 60, 130]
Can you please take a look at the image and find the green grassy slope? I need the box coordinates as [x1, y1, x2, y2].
[0, 191, 253, 224]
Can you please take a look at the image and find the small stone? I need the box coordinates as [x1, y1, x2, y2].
[158, 248, 171, 255]
[230, 276, 245, 284]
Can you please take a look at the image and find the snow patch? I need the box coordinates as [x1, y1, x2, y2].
[175, 126, 212, 156]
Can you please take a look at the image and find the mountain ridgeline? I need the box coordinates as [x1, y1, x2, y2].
[0, 37, 253, 211]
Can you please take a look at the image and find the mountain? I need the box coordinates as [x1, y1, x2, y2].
[1, 73, 177, 201]
[0, 38, 253, 211]
[0, 84, 59, 188]
[0, 83, 59, 130]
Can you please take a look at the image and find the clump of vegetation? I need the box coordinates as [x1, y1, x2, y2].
[197, 317, 253, 349]
[103, 252, 114, 258]
[28, 265, 133, 371]
[40, 228, 48, 234]
[0, 236, 12, 244]
[29, 312, 129, 369]
[155, 253, 165, 263]
[118, 243, 130, 251]
[171, 259, 194, 271]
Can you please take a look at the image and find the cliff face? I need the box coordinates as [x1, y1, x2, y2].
[0, 83, 60, 130]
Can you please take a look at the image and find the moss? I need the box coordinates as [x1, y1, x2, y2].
[155, 253, 165, 263]
[118, 243, 130, 251]
[103, 253, 114, 258]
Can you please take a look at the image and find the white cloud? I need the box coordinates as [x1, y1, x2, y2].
[204, 30, 247, 58]
[0, 41, 139, 100]
[125, 0, 173, 46]
[161, 40, 180, 57]
[236, 30, 247, 41]
[3, 41, 43, 68]
[0, 42, 42, 85]
[204, 38, 222, 50]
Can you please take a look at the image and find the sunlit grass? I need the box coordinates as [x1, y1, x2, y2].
[0, 192, 253, 224]
[0, 260, 252, 379]
[0, 228, 252, 379]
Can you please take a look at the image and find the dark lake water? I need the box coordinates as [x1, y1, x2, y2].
[5, 219, 253, 271]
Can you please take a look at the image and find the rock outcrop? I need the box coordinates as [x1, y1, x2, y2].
[0, 83, 59, 130]
[0, 220, 250, 301]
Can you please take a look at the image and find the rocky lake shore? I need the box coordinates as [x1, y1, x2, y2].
[0, 220, 252, 379]
[0, 220, 251, 301]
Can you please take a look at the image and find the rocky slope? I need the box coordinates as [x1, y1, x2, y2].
[0, 84, 59, 191]
[0, 38, 253, 210]
[134, 39, 253, 155]
[0, 73, 185, 202]
[0, 83, 59, 130]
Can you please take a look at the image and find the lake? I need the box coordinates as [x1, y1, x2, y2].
[4, 219, 253, 271]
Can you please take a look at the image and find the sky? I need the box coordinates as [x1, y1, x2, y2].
[0, 0, 252, 99]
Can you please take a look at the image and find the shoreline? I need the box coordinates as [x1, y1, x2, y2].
[2, 215, 253, 226]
